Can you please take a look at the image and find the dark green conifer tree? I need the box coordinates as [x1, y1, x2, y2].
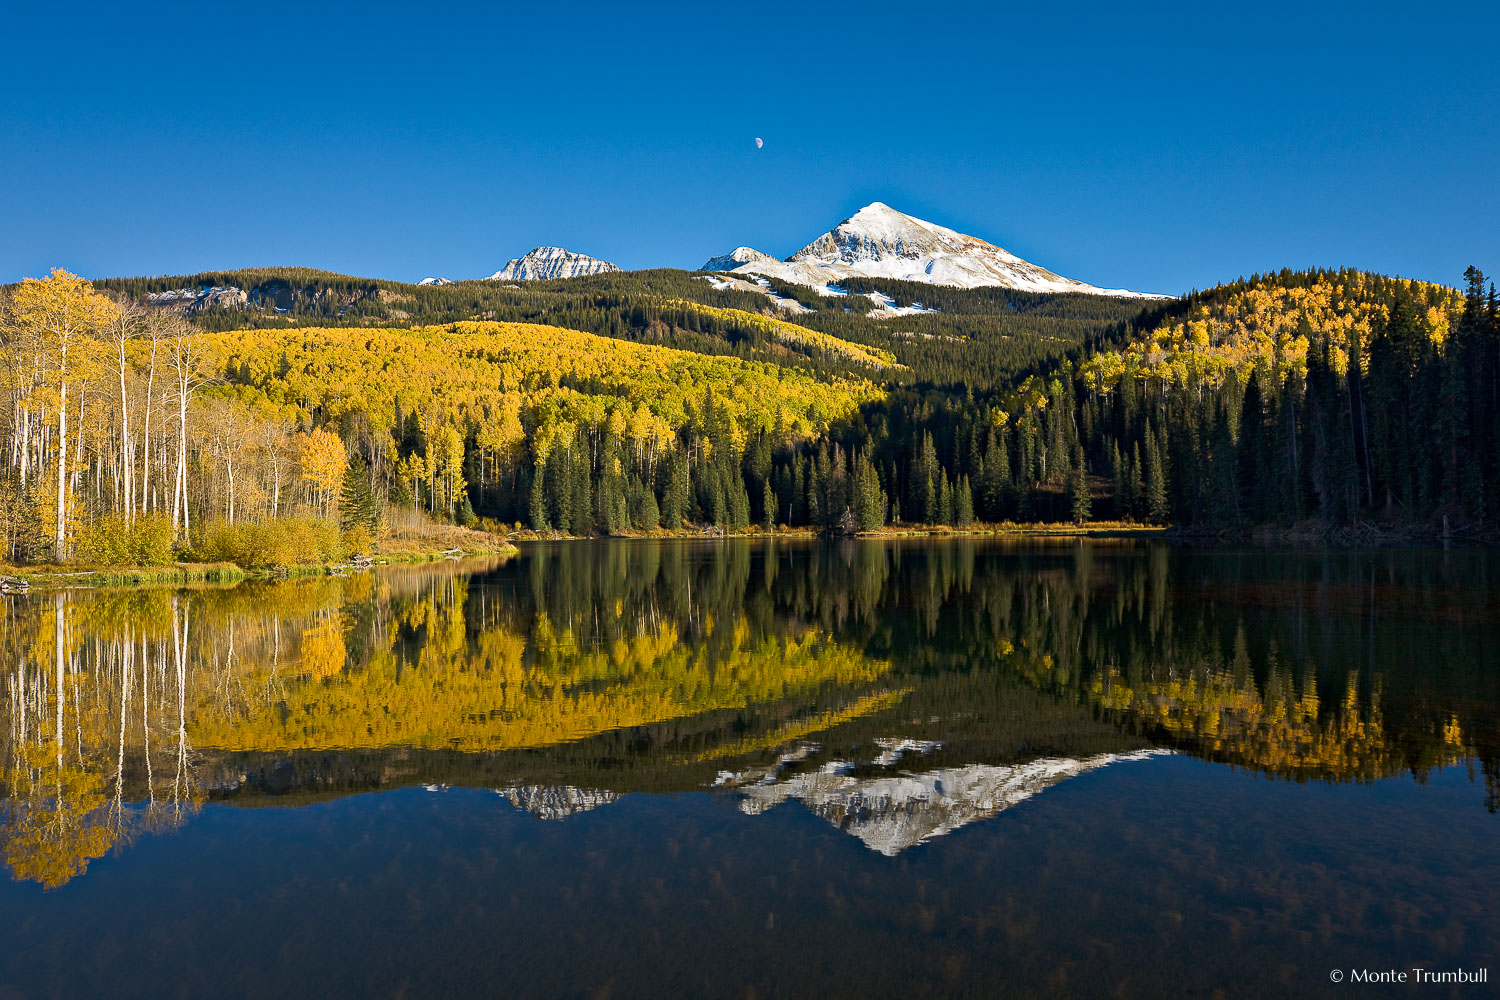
[339, 453, 379, 532]
[662, 454, 691, 528]
[1144, 426, 1169, 524]
[1067, 447, 1092, 525]
[528, 467, 550, 532]
[955, 474, 974, 527]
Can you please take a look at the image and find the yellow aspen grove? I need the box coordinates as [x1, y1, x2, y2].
[437, 423, 465, 516]
[5, 270, 116, 560]
[298, 428, 346, 517]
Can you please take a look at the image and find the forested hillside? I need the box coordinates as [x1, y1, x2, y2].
[92, 266, 1150, 388]
[847, 267, 1500, 534]
[2, 262, 1496, 569]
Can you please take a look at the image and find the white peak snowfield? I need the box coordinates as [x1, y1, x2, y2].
[487, 246, 619, 281]
[699, 201, 1164, 299]
[417, 276, 452, 286]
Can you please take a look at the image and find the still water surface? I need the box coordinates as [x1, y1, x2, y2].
[1, 539, 1496, 998]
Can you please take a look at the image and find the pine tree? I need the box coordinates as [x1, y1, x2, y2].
[339, 452, 378, 532]
[791, 454, 807, 525]
[762, 478, 777, 530]
[547, 450, 572, 534]
[574, 449, 596, 535]
[455, 492, 477, 527]
[1111, 441, 1126, 521]
[806, 456, 824, 528]
[852, 453, 886, 532]
[662, 454, 690, 528]
[955, 474, 974, 527]
[1068, 464, 1091, 525]
[728, 470, 750, 530]
[630, 477, 660, 530]
[710, 467, 730, 528]
[598, 470, 626, 534]
[1129, 442, 1145, 521]
[528, 467, 549, 532]
[938, 474, 954, 526]
[1144, 426, 1169, 524]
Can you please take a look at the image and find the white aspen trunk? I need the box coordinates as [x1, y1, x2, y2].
[173, 379, 188, 536]
[72, 380, 86, 497]
[18, 406, 29, 488]
[55, 379, 68, 560]
[118, 340, 134, 521]
[9, 400, 20, 472]
[140, 346, 156, 514]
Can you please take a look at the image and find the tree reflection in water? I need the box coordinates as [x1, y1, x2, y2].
[2, 540, 1496, 885]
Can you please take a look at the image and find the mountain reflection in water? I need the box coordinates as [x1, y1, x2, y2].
[1, 539, 1496, 889]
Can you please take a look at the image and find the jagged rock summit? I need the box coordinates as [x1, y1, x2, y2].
[488, 246, 619, 281]
[701, 202, 1162, 298]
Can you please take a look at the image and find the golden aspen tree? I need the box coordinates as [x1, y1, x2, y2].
[297, 428, 346, 517]
[437, 423, 465, 516]
[6, 269, 115, 560]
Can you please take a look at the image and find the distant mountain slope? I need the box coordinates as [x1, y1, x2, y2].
[85, 264, 1158, 390]
[702, 202, 1164, 298]
[489, 246, 619, 281]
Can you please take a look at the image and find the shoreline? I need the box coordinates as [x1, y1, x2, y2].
[10, 515, 1486, 590]
[0, 541, 518, 592]
[507, 522, 1167, 543]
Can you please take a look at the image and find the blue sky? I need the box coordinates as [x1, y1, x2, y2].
[2, 1, 1496, 294]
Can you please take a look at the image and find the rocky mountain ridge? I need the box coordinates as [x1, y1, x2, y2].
[488, 246, 619, 281]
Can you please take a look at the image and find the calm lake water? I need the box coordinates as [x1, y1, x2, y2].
[1, 539, 1496, 999]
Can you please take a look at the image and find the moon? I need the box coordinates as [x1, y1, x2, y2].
[754, 137, 764, 149]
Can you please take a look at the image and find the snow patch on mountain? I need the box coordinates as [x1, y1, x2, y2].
[694, 273, 812, 313]
[866, 291, 939, 319]
[418, 276, 452, 286]
[488, 246, 620, 281]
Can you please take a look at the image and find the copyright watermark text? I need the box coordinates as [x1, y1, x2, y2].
[1330, 968, 1488, 985]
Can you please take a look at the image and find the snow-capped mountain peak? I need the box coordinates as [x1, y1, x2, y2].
[488, 246, 620, 282]
[417, 276, 452, 286]
[700, 246, 777, 272]
[792, 201, 984, 265]
[704, 202, 1163, 298]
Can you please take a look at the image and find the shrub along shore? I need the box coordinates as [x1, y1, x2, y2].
[2, 510, 516, 590]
